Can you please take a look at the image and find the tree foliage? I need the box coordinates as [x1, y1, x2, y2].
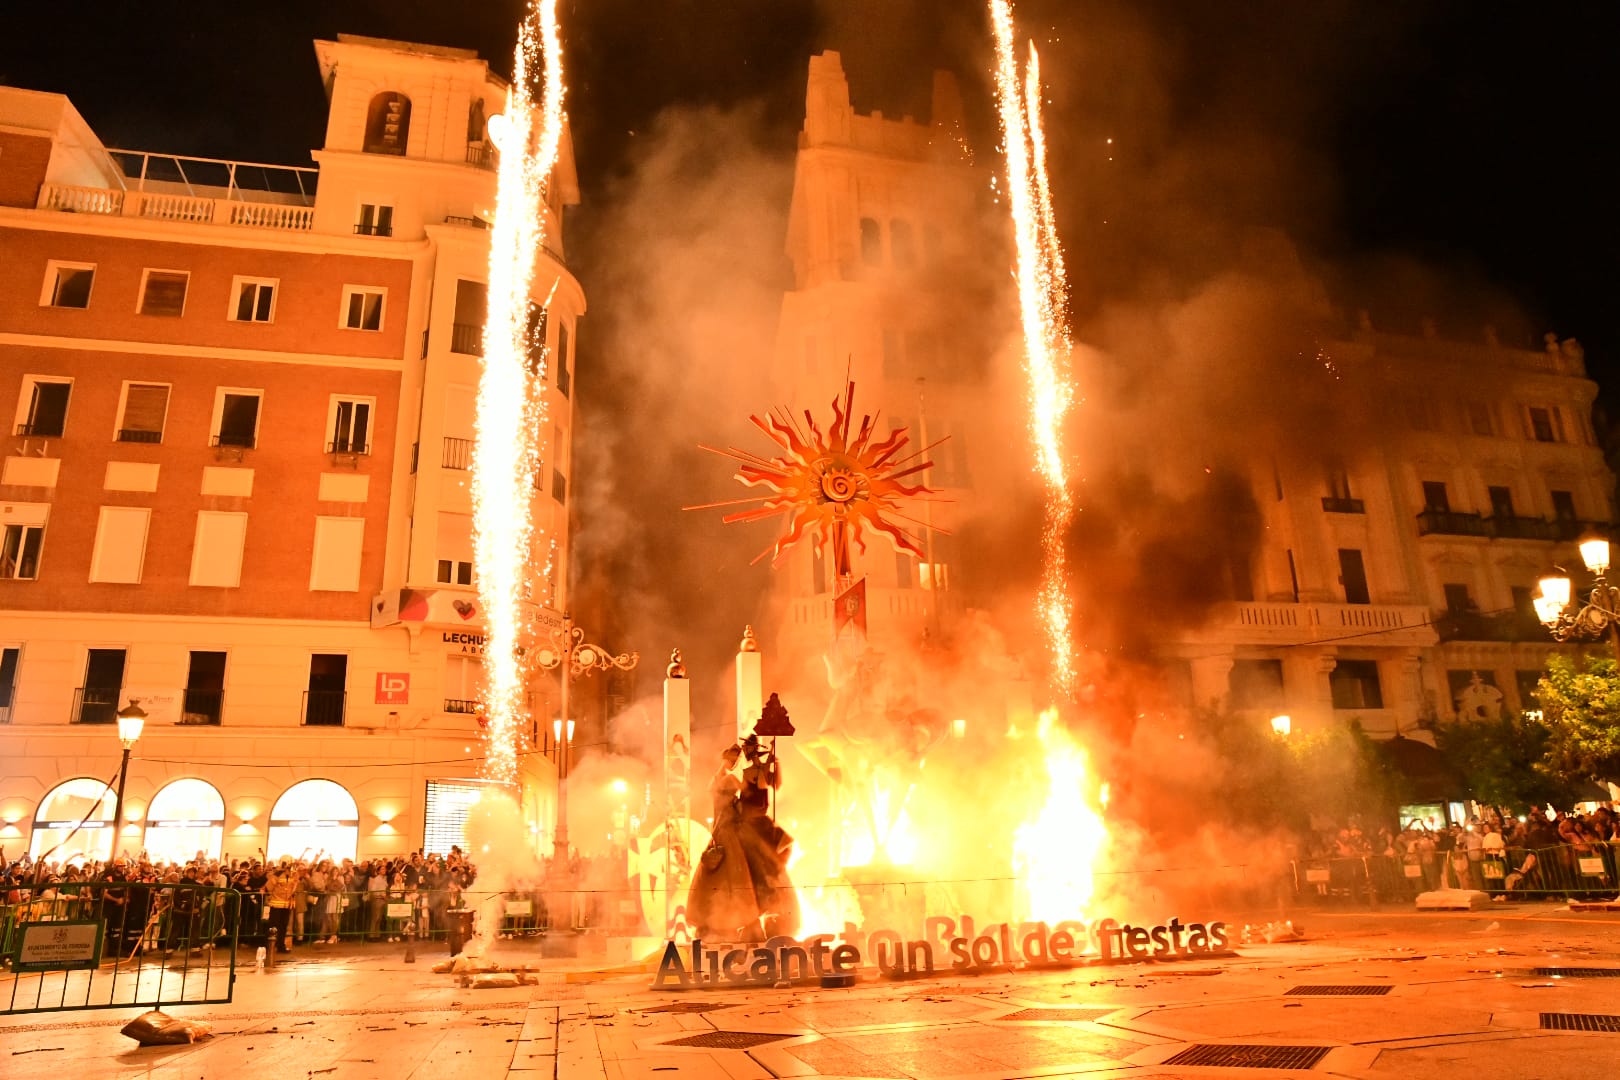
[1432, 708, 1580, 810]
[1534, 652, 1620, 786]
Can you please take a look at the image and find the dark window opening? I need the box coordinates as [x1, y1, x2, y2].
[184, 651, 226, 725]
[216, 393, 260, 449]
[1529, 407, 1559, 443]
[20, 380, 69, 437]
[1338, 548, 1370, 605]
[1229, 659, 1285, 711]
[1329, 660, 1383, 710]
[1422, 481, 1450, 513]
[1551, 490, 1577, 522]
[331, 400, 371, 454]
[859, 218, 881, 265]
[452, 279, 487, 355]
[305, 654, 348, 726]
[0, 647, 19, 712]
[49, 266, 93, 308]
[1443, 583, 1475, 614]
[1488, 485, 1515, 519]
[77, 648, 126, 724]
[0, 525, 43, 580]
[556, 323, 571, 397]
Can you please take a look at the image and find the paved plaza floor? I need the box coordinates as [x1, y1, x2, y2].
[3, 903, 1619, 1078]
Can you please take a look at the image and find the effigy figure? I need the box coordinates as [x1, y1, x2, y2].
[737, 734, 800, 938]
[685, 738, 800, 941]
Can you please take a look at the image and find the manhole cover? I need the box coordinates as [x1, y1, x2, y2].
[1541, 1013, 1620, 1033]
[1000, 1007, 1114, 1021]
[1163, 1044, 1333, 1069]
[665, 1031, 793, 1049]
[638, 1002, 733, 1014]
[1534, 968, 1620, 978]
[1285, 985, 1392, 996]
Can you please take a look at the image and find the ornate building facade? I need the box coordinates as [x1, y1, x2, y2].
[0, 35, 579, 864]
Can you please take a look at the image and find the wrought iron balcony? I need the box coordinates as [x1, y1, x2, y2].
[1433, 609, 1553, 644]
[1321, 496, 1365, 514]
[302, 690, 346, 727]
[181, 688, 224, 725]
[15, 421, 64, 438]
[1489, 515, 1560, 541]
[1417, 510, 1491, 537]
[353, 222, 393, 237]
[116, 429, 162, 444]
[72, 686, 122, 725]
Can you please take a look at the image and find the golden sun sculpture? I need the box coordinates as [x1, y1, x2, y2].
[690, 381, 947, 577]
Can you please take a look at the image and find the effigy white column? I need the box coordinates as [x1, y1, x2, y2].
[735, 625, 763, 740]
[662, 649, 690, 939]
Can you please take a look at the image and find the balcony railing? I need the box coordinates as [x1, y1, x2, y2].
[466, 143, 495, 170]
[1418, 510, 1583, 542]
[450, 322, 484, 356]
[1417, 510, 1491, 537]
[1489, 515, 1560, 541]
[181, 688, 224, 725]
[354, 222, 393, 237]
[327, 437, 371, 455]
[303, 690, 346, 727]
[72, 686, 122, 725]
[117, 429, 162, 444]
[444, 698, 482, 715]
[212, 432, 256, 450]
[442, 436, 474, 470]
[38, 183, 316, 233]
[15, 422, 64, 438]
[1321, 496, 1365, 514]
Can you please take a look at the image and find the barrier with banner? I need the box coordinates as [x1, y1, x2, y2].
[1, 882, 238, 1015]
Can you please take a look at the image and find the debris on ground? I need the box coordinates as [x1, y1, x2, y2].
[119, 1010, 214, 1046]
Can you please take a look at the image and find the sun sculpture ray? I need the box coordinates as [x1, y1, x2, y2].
[690, 381, 945, 576]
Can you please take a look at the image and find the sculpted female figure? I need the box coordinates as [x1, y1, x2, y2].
[685, 745, 762, 941]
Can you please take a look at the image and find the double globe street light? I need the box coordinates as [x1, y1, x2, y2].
[1533, 533, 1620, 661]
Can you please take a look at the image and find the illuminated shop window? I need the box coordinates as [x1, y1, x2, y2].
[143, 778, 225, 863]
[267, 778, 359, 862]
[31, 777, 116, 863]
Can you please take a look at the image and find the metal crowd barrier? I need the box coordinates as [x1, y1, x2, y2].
[1, 881, 238, 1014]
[1291, 842, 1619, 904]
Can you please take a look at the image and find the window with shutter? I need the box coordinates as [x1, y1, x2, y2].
[140, 271, 188, 316]
[117, 383, 169, 443]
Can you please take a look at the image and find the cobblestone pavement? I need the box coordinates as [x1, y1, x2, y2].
[3, 904, 1619, 1078]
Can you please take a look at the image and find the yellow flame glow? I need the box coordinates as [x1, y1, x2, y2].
[990, 0, 1076, 694]
[475, 0, 565, 787]
[1012, 711, 1108, 923]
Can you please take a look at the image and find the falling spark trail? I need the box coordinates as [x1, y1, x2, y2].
[474, 0, 566, 787]
[990, 0, 1076, 694]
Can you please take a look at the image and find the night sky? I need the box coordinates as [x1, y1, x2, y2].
[3, 1, 1613, 373]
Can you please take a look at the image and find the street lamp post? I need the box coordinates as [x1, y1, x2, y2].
[112, 701, 146, 863]
[1533, 533, 1620, 662]
[535, 613, 637, 866]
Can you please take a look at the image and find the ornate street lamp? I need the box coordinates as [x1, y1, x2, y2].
[535, 613, 637, 865]
[1534, 533, 1620, 661]
[111, 700, 146, 862]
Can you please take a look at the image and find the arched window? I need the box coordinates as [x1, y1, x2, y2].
[143, 778, 225, 863]
[31, 777, 116, 863]
[267, 779, 359, 862]
[364, 91, 412, 156]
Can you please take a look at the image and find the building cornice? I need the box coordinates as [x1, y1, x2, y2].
[0, 331, 409, 372]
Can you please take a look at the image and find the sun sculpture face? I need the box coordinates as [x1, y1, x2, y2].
[693, 381, 943, 573]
